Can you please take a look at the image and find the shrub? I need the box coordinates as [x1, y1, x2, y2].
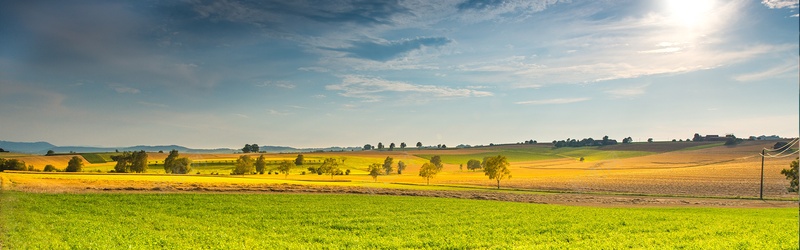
[44, 165, 58, 172]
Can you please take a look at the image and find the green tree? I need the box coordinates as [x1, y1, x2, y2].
[46, 150, 55, 156]
[467, 159, 481, 171]
[400, 142, 406, 149]
[418, 162, 440, 185]
[65, 156, 83, 172]
[114, 152, 132, 173]
[781, 158, 798, 192]
[0, 159, 26, 172]
[430, 155, 443, 170]
[319, 157, 340, 179]
[389, 143, 395, 151]
[364, 144, 372, 150]
[242, 144, 252, 153]
[44, 164, 58, 172]
[397, 161, 406, 174]
[383, 156, 394, 175]
[129, 150, 148, 173]
[164, 150, 179, 173]
[483, 155, 512, 189]
[416, 142, 422, 148]
[368, 163, 381, 182]
[170, 157, 192, 174]
[255, 154, 267, 174]
[377, 142, 384, 150]
[277, 160, 294, 178]
[251, 144, 260, 153]
[647, 138, 653, 143]
[295, 154, 305, 165]
[232, 155, 255, 175]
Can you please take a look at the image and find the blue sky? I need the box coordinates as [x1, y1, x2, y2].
[0, 0, 798, 149]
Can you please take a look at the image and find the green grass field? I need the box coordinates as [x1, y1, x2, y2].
[1, 192, 795, 249]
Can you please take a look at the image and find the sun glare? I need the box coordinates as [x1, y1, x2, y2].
[666, 0, 715, 28]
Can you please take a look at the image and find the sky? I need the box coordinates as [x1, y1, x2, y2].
[0, 0, 798, 149]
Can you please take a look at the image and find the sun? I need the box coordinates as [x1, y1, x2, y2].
[666, 0, 715, 28]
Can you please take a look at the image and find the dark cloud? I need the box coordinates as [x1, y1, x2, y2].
[330, 37, 452, 61]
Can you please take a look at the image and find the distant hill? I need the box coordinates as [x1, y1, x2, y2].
[0, 140, 362, 154]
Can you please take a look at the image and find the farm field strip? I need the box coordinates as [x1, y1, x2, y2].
[0, 192, 796, 249]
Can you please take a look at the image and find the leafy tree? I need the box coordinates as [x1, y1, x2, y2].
[781, 158, 798, 192]
[377, 142, 384, 150]
[0, 158, 26, 172]
[441, 144, 447, 149]
[482, 155, 511, 189]
[400, 142, 406, 149]
[44, 164, 58, 172]
[368, 163, 381, 182]
[129, 151, 148, 173]
[383, 156, 394, 175]
[430, 155, 443, 170]
[232, 155, 255, 175]
[164, 150, 179, 173]
[364, 144, 372, 150]
[602, 136, 610, 145]
[255, 154, 267, 174]
[65, 156, 83, 172]
[467, 159, 481, 171]
[647, 138, 653, 143]
[114, 152, 131, 173]
[693, 133, 704, 142]
[242, 144, 252, 153]
[416, 142, 422, 148]
[295, 154, 304, 165]
[0, 148, 5, 152]
[397, 161, 406, 174]
[319, 157, 340, 179]
[389, 143, 395, 151]
[46, 150, 55, 156]
[418, 162, 440, 185]
[251, 144, 260, 153]
[277, 160, 294, 178]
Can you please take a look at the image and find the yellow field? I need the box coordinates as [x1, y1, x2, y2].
[1, 141, 796, 199]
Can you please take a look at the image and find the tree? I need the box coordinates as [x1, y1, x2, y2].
[441, 144, 447, 149]
[129, 151, 148, 173]
[397, 161, 406, 174]
[400, 142, 406, 149]
[164, 150, 179, 173]
[482, 155, 511, 189]
[251, 144, 260, 153]
[383, 156, 394, 175]
[467, 159, 482, 171]
[114, 152, 131, 173]
[44, 164, 58, 172]
[255, 154, 267, 174]
[0, 158, 26, 172]
[368, 163, 381, 182]
[295, 154, 304, 165]
[242, 144, 252, 153]
[647, 138, 653, 143]
[232, 155, 255, 175]
[46, 150, 55, 156]
[377, 142, 384, 150]
[389, 143, 395, 151]
[277, 160, 294, 178]
[416, 142, 422, 148]
[602, 136, 610, 145]
[418, 162, 440, 185]
[430, 155, 443, 170]
[163, 150, 191, 174]
[364, 144, 372, 150]
[781, 158, 798, 192]
[319, 157, 340, 179]
[693, 133, 704, 142]
[65, 156, 83, 172]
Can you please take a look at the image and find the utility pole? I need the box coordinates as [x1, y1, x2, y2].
[760, 149, 765, 200]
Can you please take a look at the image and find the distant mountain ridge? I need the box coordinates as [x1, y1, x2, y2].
[0, 140, 361, 154]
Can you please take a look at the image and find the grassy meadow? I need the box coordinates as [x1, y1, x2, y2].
[1, 191, 796, 249]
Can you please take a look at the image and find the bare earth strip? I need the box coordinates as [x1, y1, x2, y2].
[1, 174, 793, 208]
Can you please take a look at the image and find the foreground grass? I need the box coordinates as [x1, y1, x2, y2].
[1, 192, 796, 249]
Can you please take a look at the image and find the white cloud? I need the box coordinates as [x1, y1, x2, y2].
[605, 85, 648, 98]
[267, 109, 290, 115]
[326, 75, 493, 102]
[515, 97, 590, 105]
[734, 61, 799, 82]
[312, 94, 326, 98]
[233, 113, 249, 118]
[113, 86, 140, 94]
[761, 0, 799, 9]
[257, 81, 295, 89]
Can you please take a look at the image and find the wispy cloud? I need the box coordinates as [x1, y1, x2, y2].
[233, 113, 249, 118]
[605, 85, 648, 98]
[326, 75, 492, 102]
[327, 37, 452, 61]
[113, 85, 140, 94]
[761, 0, 799, 9]
[515, 97, 590, 105]
[267, 109, 290, 115]
[256, 81, 295, 89]
[733, 61, 799, 82]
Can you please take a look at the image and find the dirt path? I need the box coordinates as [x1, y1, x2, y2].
[3, 177, 795, 208]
